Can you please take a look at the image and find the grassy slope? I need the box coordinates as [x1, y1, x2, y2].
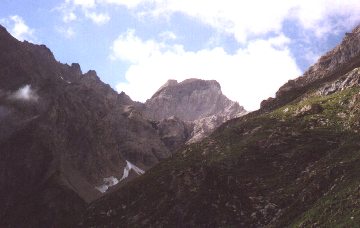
[82, 80, 360, 227]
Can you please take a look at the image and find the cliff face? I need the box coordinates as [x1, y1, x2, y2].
[83, 25, 360, 227]
[144, 78, 247, 143]
[145, 78, 245, 121]
[0, 25, 170, 227]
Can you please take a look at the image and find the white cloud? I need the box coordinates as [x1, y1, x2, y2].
[58, 0, 111, 25]
[56, 0, 360, 40]
[291, 0, 360, 33]
[54, 1, 77, 23]
[69, 0, 96, 8]
[57, 26, 75, 38]
[63, 11, 77, 23]
[1, 15, 35, 41]
[146, 0, 295, 43]
[97, 0, 147, 8]
[110, 29, 168, 62]
[8, 85, 39, 102]
[159, 31, 177, 41]
[84, 11, 110, 25]
[101, 0, 360, 43]
[113, 31, 301, 111]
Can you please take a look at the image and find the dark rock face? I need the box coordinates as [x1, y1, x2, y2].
[144, 79, 247, 143]
[82, 24, 360, 227]
[152, 116, 194, 152]
[0, 25, 170, 226]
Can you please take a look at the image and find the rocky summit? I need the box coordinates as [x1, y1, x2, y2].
[144, 78, 247, 143]
[81, 25, 360, 227]
[144, 78, 245, 121]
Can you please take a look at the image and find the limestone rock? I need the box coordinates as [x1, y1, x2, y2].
[318, 67, 360, 95]
[144, 79, 247, 143]
[294, 104, 323, 117]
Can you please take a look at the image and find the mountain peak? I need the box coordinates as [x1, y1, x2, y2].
[145, 78, 244, 122]
[151, 78, 222, 101]
[182, 78, 220, 86]
[165, 79, 178, 85]
[143, 78, 246, 145]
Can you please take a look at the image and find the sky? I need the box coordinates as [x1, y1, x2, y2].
[1, 0, 360, 110]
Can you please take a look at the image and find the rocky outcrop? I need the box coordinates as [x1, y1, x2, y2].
[144, 79, 247, 143]
[189, 114, 233, 143]
[293, 103, 323, 117]
[261, 25, 360, 111]
[318, 67, 360, 96]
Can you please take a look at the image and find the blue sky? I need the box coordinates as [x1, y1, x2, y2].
[1, 0, 360, 110]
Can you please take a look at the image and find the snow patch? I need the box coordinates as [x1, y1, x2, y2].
[59, 75, 71, 84]
[95, 160, 145, 193]
[95, 185, 108, 193]
[120, 160, 145, 181]
[8, 84, 38, 102]
[95, 176, 119, 193]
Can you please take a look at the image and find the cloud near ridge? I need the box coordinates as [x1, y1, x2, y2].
[113, 31, 301, 111]
[0, 15, 35, 42]
[8, 85, 39, 102]
[56, 0, 360, 110]
[107, 1, 360, 111]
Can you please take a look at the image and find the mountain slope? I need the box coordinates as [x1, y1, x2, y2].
[82, 25, 360, 227]
[0, 25, 171, 227]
